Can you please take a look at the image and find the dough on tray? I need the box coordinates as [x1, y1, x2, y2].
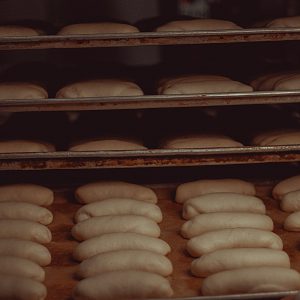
[272, 175, 300, 200]
[284, 211, 300, 231]
[281, 190, 300, 212]
[252, 130, 300, 146]
[0, 140, 55, 153]
[0, 25, 42, 36]
[267, 16, 300, 28]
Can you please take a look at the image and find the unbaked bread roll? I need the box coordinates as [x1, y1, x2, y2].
[284, 211, 300, 231]
[0, 140, 55, 153]
[75, 181, 157, 204]
[0, 239, 51, 266]
[158, 75, 253, 95]
[181, 212, 273, 239]
[253, 130, 300, 146]
[275, 74, 300, 91]
[0, 25, 42, 37]
[73, 233, 171, 261]
[73, 271, 173, 300]
[0, 220, 52, 243]
[176, 179, 256, 204]
[75, 199, 162, 223]
[69, 139, 147, 151]
[0, 256, 45, 282]
[281, 190, 300, 212]
[58, 22, 139, 35]
[272, 175, 300, 200]
[72, 215, 160, 241]
[202, 267, 300, 296]
[56, 79, 143, 98]
[0, 202, 53, 225]
[0, 82, 48, 100]
[156, 19, 242, 32]
[76, 250, 173, 278]
[183, 193, 265, 219]
[0, 184, 54, 206]
[191, 248, 290, 277]
[187, 228, 283, 257]
[267, 16, 300, 28]
[0, 275, 47, 300]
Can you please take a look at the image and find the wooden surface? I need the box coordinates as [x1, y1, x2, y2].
[44, 180, 300, 299]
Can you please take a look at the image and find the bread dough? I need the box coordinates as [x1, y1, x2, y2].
[0, 220, 52, 243]
[202, 267, 300, 296]
[284, 211, 300, 231]
[75, 199, 162, 223]
[281, 190, 300, 212]
[157, 75, 253, 94]
[161, 134, 243, 149]
[267, 16, 300, 28]
[252, 130, 300, 146]
[0, 256, 45, 282]
[69, 139, 147, 151]
[0, 82, 48, 100]
[181, 212, 273, 238]
[56, 79, 143, 98]
[75, 181, 157, 204]
[176, 179, 256, 203]
[275, 74, 300, 91]
[0, 25, 42, 36]
[0, 184, 54, 206]
[73, 271, 173, 300]
[183, 193, 265, 219]
[156, 19, 242, 32]
[272, 175, 300, 200]
[73, 233, 171, 261]
[0, 202, 53, 225]
[76, 250, 173, 278]
[191, 248, 290, 277]
[187, 228, 283, 257]
[0, 275, 47, 300]
[0, 239, 51, 266]
[0, 140, 55, 153]
[58, 22, 139, 35]
[72, 215, 160, 241]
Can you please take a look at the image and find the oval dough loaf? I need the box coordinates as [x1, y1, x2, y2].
[0, 140, 55, 153]
[0, 220, 52, 243]
[284, 211, 300, 231]
[0, 25, 42, 37]
[75, 198, 162, 223]
[267, 16, 300, 28]
[191, 248, 290, 277]
[75, 181, 157, 204]
[281, 190, 300, 212]
[77, 250, 173, 278]
[202, 267, 300, 296]
[272, 175, 300, 200]
[176, 179, 256, 203]
[181, 212, 273, 239]
[183, 193, 265, 219]
[187, 228, 283, 257]
[73, 233, 170, 261]
[73, 271, 174, 300]
[72, 215, 160, 241]
[0, 239, 51, 266]
[0, 184, 53, 206]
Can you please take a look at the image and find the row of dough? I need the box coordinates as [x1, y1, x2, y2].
[1, 16, 300, 37]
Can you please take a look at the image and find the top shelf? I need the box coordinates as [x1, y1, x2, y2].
[2, 28, 300, 51]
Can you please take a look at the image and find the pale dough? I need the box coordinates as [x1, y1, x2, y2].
[267, 16, 300, 28]
[0, 239, 51, 266]
[72, 215, 160, 241]
[0, 184, 54, 206]
[281, 190, 300, 212]
[58, 22, 139, 35]
[284, 211, 300, 231]
[73, 233, 171, 261]
[73, 271, 174, 300]
[202, 267, 300, 296]
[0, 274, 47, 300]
[187, 228, 283, 257]
[191, 248, 290, 277]
[75, 181, 157, 204]
[0, 220, 52, 243]
[74, 198, 162, 223]
[0, 202, 53, 225]
[56, 79, 143, 98]
[0, 82, 48, 100]
[156, 19, 242, 32]
[252, 130, 300, 146]
[0, 25, 42, 36]
[272, 175, 300, 200]
[0, 140, 55, 153]
[176, 179, 256, 203]
[181, 212, 273, 239]
[76, 250, 173, 278]
[183, 193, 265, 219]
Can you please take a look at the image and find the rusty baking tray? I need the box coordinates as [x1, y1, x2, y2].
[1, 91, 300, 113]
[1, 145, 300, 170]
[1, 28, 300, 51]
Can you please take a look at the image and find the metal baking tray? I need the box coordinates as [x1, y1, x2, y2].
[1, 91, 300, 112]
[1, 28, 300, 51]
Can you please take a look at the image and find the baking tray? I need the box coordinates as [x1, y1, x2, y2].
[1, 146, 300, 170]
[1, 91, 300, 113]
[1, 28, 300, 51]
